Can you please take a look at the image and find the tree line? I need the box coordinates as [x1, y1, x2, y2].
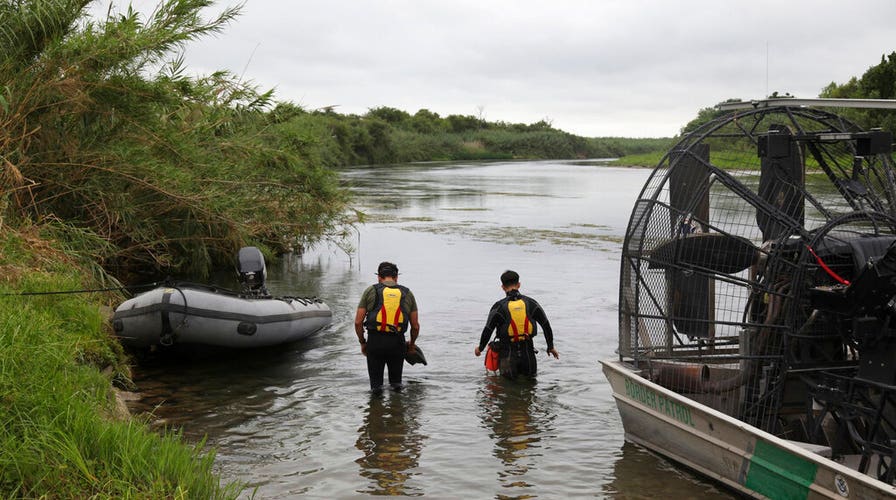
[282, 103, 672, 165]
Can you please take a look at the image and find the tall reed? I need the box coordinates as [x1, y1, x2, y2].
[1, 1, 350, 281]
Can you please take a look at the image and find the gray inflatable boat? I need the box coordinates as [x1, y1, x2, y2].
[112, 247, 332, 349]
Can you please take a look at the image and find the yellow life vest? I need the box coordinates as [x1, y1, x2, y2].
[366, 284, 409, 333]
[506, 298, 532, 342]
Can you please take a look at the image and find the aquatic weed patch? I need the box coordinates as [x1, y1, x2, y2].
[400, 221, 623, 250]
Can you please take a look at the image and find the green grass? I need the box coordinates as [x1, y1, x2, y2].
[0, 231, 245, 499]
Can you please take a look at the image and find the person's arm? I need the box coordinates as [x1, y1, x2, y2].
[355, 286, 378, 355]
[407, 310, 419, 353]
[404, 290, 420, 352]
[474, 325, 492, 356]
[532, 300, 559, 359]
[354, 307, 368, 355]
[475, 304, 500, 356]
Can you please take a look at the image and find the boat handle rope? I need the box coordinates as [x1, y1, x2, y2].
[280, 296, 324, 305]
[159, 284, 190, 346]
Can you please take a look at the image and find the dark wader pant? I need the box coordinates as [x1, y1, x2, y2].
[499, 337, 537, 379]
[366, 331, 406, 390]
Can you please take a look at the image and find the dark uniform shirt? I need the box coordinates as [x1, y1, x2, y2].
[478, 289, 554, 351]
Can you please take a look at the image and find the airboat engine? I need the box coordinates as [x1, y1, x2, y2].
[237, 246, 269, 297]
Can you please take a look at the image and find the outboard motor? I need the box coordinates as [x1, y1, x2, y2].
[237, 246, 269, 297]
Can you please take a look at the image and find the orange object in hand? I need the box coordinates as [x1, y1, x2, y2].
[485, 343, 500, 371]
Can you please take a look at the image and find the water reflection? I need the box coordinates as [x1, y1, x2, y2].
[126, 336, 333, 437]
[602, 442, 733, 499]
[478, 377, 551, 499]
[355, 385, 427, 496]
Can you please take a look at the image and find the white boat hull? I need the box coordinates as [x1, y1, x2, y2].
[601, 359, 896, 500]
[112, 285, 332, 349]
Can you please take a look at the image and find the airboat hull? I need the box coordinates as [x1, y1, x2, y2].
[602, 359, 896, 499]
[111, 284, 333, 349]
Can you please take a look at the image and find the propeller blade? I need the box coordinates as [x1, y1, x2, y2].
[649, 232, 758, 274]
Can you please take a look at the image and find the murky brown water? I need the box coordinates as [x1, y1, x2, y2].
[127, 160, 734, 498]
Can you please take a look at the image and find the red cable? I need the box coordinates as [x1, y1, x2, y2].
[805, 245, 851, 286]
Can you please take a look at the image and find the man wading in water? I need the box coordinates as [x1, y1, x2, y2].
[355, 261, 420, 391]
[474, 270, 558, 379]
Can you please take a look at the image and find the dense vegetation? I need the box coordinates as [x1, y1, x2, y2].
[2, 0, 350, 282]
[282, 103, 673, 165]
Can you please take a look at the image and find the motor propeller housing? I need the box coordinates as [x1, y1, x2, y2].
[237, 246, 269, 297]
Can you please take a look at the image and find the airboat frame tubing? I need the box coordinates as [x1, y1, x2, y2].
[601, 359, 896, 499]
[718, 98, 896, 111]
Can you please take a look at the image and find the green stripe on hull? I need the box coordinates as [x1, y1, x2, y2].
[745, 439, 817, 500]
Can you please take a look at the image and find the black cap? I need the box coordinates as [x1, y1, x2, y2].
[377, 261, 399, 278]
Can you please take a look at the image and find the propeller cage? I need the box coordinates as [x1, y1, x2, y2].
[618, 105, 896, 483]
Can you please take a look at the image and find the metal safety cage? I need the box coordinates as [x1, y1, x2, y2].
[616, 101, 896, 482]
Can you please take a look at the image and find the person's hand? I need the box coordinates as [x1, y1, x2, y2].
[474, 346, 482, 356]
[361, 343, 367, 356]
[547, 348, 559, 359]
[406, 341, 416, 354]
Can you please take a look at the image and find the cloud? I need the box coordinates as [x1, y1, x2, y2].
[94, 0, 896, 137]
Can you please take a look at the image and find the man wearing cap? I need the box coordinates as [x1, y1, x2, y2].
[355, 261, 420, 391]
[474, 270, 558, 379]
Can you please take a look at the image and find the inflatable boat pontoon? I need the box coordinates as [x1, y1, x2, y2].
[112, 247, 332, 349]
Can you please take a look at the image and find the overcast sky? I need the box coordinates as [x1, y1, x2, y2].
[99, 0, 896, 137]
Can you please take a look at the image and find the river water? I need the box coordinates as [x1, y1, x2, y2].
[127, 160, 733, 498]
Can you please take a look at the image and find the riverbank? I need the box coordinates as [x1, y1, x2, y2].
[0, 226, 244, 498]
[608, 151, 664, 168]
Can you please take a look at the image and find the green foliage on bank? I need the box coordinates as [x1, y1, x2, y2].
[266, 103, 675, 166]
[1, 0, 350, 282]
[0, 228, 243, 499]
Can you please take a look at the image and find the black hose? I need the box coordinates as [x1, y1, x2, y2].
[0, 282, 162, 297]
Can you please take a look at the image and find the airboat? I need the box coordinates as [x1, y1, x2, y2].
[601, 98, 896, 498]
[112, 247, 332, 349]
